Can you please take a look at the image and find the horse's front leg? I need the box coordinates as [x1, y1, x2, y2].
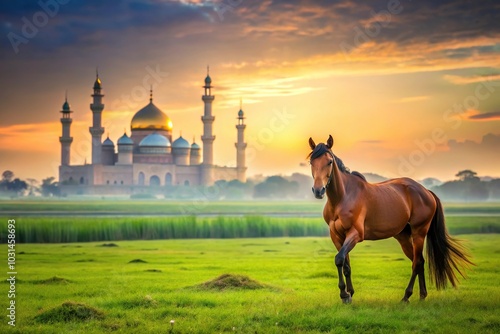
[335, 228, 360, 303]
[344, 255, 354, 297]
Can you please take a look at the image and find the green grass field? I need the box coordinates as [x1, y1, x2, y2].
[2, 200, 499, 333]
[3, 235, 500, 333]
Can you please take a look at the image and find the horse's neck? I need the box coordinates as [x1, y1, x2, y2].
[326, 160, 346, 204]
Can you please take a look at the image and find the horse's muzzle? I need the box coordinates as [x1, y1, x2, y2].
[312, 186, 326, 199]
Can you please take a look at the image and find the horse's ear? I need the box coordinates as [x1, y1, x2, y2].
[308, 137, 316, 150]
[326, 135, 334, 149]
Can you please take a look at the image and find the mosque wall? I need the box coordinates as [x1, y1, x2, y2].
[213, 166, 239, 182]
[132, 163, 178, 186]
[175, 165, 201, 186]
[101, 165, 134, 186]
[59, 165, 94, 186]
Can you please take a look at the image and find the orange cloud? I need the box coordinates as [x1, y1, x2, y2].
[392, 96, 430, 103]
[0, 121, 86, 152]
[443, 74, 500, 85]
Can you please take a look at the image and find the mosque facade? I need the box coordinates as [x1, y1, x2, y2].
[58, 71, 247, 195]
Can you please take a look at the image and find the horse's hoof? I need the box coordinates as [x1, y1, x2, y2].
[342, 293, 352, 304]
[400, 298, 409, 304]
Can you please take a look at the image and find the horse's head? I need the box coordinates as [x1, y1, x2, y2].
[308, 135, 334, 199]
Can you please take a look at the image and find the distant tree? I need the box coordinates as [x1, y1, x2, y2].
[26, 178, 39, 196]
[435, 170, 490, 201]
[41, 177, 60, 197]
[7, 178, 28, 196]
[488, 179, 500, 200]
[2, 170, 14, 182]
[0, 171, 28, 197]
[254, 176, 299, 198]
[456, 170, 478, 182]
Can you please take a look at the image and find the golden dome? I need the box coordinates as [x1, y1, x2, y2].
[131, 101, 173, 131]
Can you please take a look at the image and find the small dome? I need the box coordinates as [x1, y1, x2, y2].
[205, 74, 212, 85]
[103, 137, 114, 147]
[94, 77, 102, 90]
[139, 133, 171, 147]
[172, 136, 190, 149]
[238, 109, 244, 118]
[131, 101, 173, 131]
[191, 141, 200, 150]
[117, 133, 133, 145]
[62, 100, 71, 112]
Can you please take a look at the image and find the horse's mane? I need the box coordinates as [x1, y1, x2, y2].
[308, 143, 366, 181]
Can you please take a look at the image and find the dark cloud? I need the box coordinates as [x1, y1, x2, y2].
[468, 111, 500, 121]
[448, 133, 500, 150]
[1, 0, 498, 61]
[0, 0, 208, 56]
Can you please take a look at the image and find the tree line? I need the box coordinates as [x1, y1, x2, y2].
[432, 170, 500, 201]
[2, 169, 500, 201]
[0, 170, 58, 198]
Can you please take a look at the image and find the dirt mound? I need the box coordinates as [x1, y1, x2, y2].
[34, 276, 71, 284]
[145, 269, 162, 273]
[34, 301, 104, 323]
[128, 259, 147, 263]
[198, 274, 267, 291]
[99, 243, 119, 247]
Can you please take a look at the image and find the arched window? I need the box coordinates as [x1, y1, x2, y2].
[120, 180, 124, 185]
[69, 176, 73, 182]
[106, 180, 110, 184]
[80, 177, 84, 185]
[138, 172, 145, 186]
[150, 175, 160, 186]
[114, 180, 117, 184]
[165, 173, 172, 186]
[184, 180, 190, 186]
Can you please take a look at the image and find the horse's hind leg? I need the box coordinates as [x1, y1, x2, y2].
[401, 228, 428, 302]
[394, 225, 416, 302]
[394, 224, 413, 261]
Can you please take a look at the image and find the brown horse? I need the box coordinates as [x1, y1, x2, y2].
[308, 135, 472, 303]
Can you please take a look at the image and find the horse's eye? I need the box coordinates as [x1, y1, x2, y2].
[328, 160, 333, 166]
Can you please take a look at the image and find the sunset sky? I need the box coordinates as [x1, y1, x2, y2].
[0, 0, 499, 182]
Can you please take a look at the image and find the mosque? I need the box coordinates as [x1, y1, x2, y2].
[58, 70, 247, 195]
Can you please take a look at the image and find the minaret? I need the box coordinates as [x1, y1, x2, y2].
[235, 99, 247, 182]
[59, 93, 73, 166]
[89, 69, 105, 164]
[201, 66, 215, 185]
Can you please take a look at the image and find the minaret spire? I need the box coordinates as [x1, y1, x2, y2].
[59, 94, 73, 167]
[201, 67, 216, 185]
[235, 100, 247, 182]
[89, 70, 105, 165]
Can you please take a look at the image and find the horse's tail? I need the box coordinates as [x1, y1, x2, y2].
[426, 191, 473, 289]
